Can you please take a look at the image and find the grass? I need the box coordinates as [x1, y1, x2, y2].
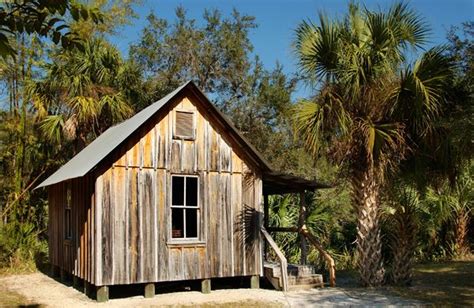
[337, 257, 474, 306]
[388, 259, 474, 306]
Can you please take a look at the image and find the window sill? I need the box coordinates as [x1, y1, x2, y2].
[167, 240, 206, 248]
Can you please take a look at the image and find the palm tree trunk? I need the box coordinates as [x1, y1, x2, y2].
[453, 208, 470, 257]
[390, 206, 417, 285]
[352, 168, 385, 287]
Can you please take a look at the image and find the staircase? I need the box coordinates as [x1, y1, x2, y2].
[264, 262, 324, 291]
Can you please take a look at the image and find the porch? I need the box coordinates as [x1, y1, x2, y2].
[261, 171, 335, 291]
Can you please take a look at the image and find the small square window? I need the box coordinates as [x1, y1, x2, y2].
[171, 175, 200, 240]
[174, 111, 194, 139]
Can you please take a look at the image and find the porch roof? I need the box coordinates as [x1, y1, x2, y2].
[262, 171, 331, 195]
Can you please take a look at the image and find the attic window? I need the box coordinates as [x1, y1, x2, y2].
[174, 111, 194, 139]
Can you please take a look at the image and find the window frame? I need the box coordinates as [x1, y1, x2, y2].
[173, 110, 196, 140]
[64, 184, 72, 241]
[169, 174, 202, 244]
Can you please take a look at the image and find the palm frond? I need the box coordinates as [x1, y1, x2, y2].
[387, 1, 429, 49]
[40, 114, 65, 144]
[295, 14, 341, 81]
[393, 47, 452, 135]
[294, 100, 323, 155]
[360, 119, 407, 165]
[99, 92, 134, 123]
[68, 95, 99, 123]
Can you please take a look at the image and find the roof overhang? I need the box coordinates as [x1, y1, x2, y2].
[263, 171, 332, 195]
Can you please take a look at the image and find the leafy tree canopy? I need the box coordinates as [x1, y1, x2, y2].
[0, 0, 103, 58]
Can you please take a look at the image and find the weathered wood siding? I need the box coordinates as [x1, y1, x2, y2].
[48, 175, 96, 284]
[94, 93, 263, 286]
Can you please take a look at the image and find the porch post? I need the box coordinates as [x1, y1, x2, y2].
[298, 191, 308, 265]
[263, 193, 269, 229]
[263, 193, 269, 260]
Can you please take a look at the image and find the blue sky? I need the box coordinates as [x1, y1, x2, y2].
[111, 0, 473, 98]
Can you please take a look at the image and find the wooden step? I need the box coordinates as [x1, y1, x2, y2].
[288, 274, 323, 286]
[264, 262, 324, 291]
[265, 262, 317, 278]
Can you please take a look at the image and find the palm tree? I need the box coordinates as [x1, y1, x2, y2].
[385, 184, 422, 285]
[293, 2, 452, 286]
[31, 38, 134, 153]
[426, 164, 473, 258]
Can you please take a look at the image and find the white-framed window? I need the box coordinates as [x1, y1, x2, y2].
[65, 184, 72, 240]
[170, 175, 200, 240]
[174, 110, 195, 140]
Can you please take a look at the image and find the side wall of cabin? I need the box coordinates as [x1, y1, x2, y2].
[48, 175, 96, 284]
[93, 92, 263, 286]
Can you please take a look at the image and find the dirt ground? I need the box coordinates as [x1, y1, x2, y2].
[0, 272, 422, 307]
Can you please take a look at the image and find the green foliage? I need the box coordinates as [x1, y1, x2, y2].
[32, 38, 138, 152]
[293, 2, 453, 177]
[70, 0, 141, 38]
[267, 187, 354, 270]
[0, 0, 103, 58]
[129, 6, 257, 111]
[0, 221, 48, 273]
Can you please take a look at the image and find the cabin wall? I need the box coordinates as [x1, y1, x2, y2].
[48, 175, 95, 284]
[93, 94, 263, 286]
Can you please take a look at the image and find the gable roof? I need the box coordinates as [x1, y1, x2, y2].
[36, 81, 272, 189]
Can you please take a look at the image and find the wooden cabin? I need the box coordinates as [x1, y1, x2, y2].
[36, 81, 332, 302]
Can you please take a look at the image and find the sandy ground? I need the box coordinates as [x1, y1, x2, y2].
[0, 272, 423, 307]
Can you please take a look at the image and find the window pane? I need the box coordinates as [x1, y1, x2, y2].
[186, 177, 198, 207]
[171, 208, 184, 238]
[186, 209, 198, 238]
[172, 177, 184, 205]
[65, 209, 71, 239]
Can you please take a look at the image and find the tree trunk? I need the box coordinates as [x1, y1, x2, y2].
[352, 168, 384, 287]
[453, 208, 470, 257]
[390, 205, 417, 285]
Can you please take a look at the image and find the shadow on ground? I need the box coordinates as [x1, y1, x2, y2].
[335, 260, 474, 306]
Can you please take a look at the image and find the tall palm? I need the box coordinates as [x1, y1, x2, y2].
[294, 2, 452, 286]
[31, 38, 134, 153]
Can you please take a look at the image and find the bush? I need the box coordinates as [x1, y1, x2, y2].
[0, 221, 48, 274]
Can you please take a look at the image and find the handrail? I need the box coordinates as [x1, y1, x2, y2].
[299, 226, 336, 287]
[261, 227, 289, 292]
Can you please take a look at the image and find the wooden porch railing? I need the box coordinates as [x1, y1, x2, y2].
[261, 227, 289, 292]
[299, 226, 336, 287]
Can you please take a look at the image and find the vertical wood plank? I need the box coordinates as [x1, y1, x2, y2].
[157, 169, 168, 281]
[129, 168, 139, 282]
[113, 167, 126, 284]
[232, 173, 243, 276]
[101, 170, 113, 285]
[95, 175, 103, 286]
